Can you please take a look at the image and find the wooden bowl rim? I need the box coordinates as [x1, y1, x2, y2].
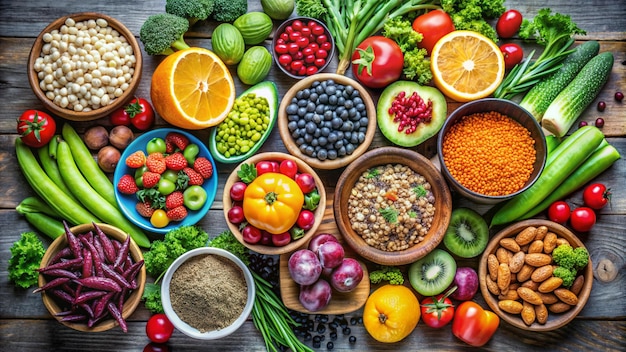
[223, 152, 327, 255]
[478, 219, 593, 331]
[333, 146, 452, 265]
[27, 12, 143, 121]
[277, 73, 377, 170]
[38, 223, 146, 332]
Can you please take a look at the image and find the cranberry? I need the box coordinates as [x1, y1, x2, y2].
[597, 101, 606, 112]
[595, 117, 605, 128]
[615, 91, 624, 101]
[578, 120, 588, 128]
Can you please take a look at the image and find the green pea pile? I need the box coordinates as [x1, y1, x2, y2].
[215, 93, 270, 157]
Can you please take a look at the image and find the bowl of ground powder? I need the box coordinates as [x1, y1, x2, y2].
[161, 247, 255, 339]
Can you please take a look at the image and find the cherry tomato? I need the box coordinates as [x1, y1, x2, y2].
[296, 209, 316, 230]
[146, 313, 174, 343]
[295, 173, 316, 193]
[227, 205, 245, 224]
[111, 97, 155, 131]
[420, 290, 455, 329]
[279, 159, 298, 179]
[229, 181, 247, 201]
[351, 36, 403, 89]
[242, 225, 262, 244]
[256, 161, 276, 176]
[500, 43, 524, 70]
[547, 201, 571, 224]
[582, 183, 611, 210]
[412, 9, 455, 55]
[17, 110, 56, 148]
[496, 9, 523, 38]
[272, 232, 292, 247]
[570, 207, 596, 232]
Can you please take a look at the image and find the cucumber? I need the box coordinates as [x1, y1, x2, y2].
[541, 51, 614, 137]
[520, 41, 599, 121]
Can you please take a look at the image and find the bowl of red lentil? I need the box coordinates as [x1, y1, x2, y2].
[27, 12, 142, 121]
[160, 247, 255, 340]
[333, 147, 453, 266]
[437, 98, 547, 204]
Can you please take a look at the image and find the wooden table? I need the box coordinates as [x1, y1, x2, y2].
[1, 1, 624, 351]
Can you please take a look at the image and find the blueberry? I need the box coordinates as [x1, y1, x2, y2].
[297, 107, 307, 117]
[312, 113, 322, 124]
[317, 149, 328, 160]
[297, 119, 306, 128]
[306, 121, 317, 134]
[349, 336, 357, 344]
[328, 95, 338, 105]
[304, 133, 313, 143]
[286, 103, 298, 115]
[318, 136, 328, 146]
[327, 342, 334, 350]
[319, 93, 329, 104]
[346, 143, 355, 154]
[325, 85, 336, 95]
[343, 327, 351, 335]
[341, 120, 353, 132]
[287, 121, 298, 132]
[327, 149, 337, 159]
[320, 127, 330, 136]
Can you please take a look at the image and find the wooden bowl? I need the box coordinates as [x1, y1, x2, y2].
[27, 12, 142, 121]
[334, 147, 452, 266]
[38, 223, 146, 332]
[279, 233, 370, 315]
[223, 152, 327, 255]
[479, 219, 593, 331]
[278, 73, 377, 170]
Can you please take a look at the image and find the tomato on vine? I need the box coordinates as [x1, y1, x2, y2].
[583, 183, 611, 210]
[17, 110, 56, 148]
[111, 97, 155, 130]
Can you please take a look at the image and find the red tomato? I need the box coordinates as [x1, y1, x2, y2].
[111, 97, 155, 130]
[272, 232, 292, 247]
[17, 110, 56, 148]
[420, 291, 455, 328]
[452, 301, 500, 347]
[500, 43, 524, 70]
[242, 225, 262, 244]
[351, 36, 403, 88]
[229, 181, 247, 201]
[496, 9, 523, 38]
[570, 207, 596, 232]
[547, 201, 571, 224]
[295, 173, 316, 193]
[583, 183, 611, 210]
[279, 159, 298, 179]
[256, 161, 276, 176]
[412, 10, 455, 55]
[227, 205, 245, 224]
[145, 313, 174, 344]
[296, 209, 316, 230]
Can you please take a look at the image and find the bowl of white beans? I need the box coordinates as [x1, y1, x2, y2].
[27, 12, 142, 121]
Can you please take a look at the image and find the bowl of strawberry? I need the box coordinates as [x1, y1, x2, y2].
[114, 128, 218, 234]
[223, 152, 327, 255]
[272, 17, 335, 79]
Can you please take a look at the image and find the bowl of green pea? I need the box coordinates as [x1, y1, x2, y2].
[208, 81, 279, 164]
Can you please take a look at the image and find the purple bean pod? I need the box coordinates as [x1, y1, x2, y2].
[91, 231, 107, 263]
[48, 247, 72, 265]
[49, 288, 74, 304]
[59, 314, 88, 322]
[93, 223, 117, 264]
[79, 236, 104, 277]
[61, 282, 76, 296]
[82, 248, 93, 278]
[93, 291, 115, 319]
[42, 269, 80, 280]
[39, 257, 83, 272]
[33, 277, 71, 293]
[117, 288, 127, 313]
[73, 290, 108, 305]
[122, 260, 144, 289]
[107, 302, 127, 333]
[63, 221, 82, 258]
[113, 235, 130, 270]
[75, 276, 122, 292]
[78, 302, 95, 319]
[101, 263, 132, 289]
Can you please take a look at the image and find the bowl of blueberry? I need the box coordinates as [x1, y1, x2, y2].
[277, 73, 377, 170]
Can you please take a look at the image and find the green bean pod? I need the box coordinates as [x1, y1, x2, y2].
[15, 138, 99, 225]
[519, 143, 621, 219]
[56, 140, 150, 248]
[38, 140, 80, 203]
[16, 196, 62, 218]
[61, 123, 116, 206]
[491, 126, 605, 226]
[23, 212, 65, 239]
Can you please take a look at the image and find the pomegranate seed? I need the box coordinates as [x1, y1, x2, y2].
[597, 101, 606, 112]
[595, 117, 605, 128]
[389, 91, 433, 134]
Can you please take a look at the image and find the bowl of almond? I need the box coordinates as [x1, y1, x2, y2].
[479, 219, 593, 331]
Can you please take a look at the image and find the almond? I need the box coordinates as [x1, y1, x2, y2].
[486, 275, 500, 295]
[508, 251, 525, 273]
[535, 303, 549, 324]
[516, 264, 534, 282]
[517, 287, 543, 305]
[528, 240, 544, 254]
[538, 276, 563, 293]
[554, 288, 579, 305]
[496, 247, 512, 265]
[500, 238, 521, 252]
[497, 263, 511, 292]
[534, 225, 548, 241]
[521, 280, 540, 291]
[525, 253, 553, 267]
[531, 265, 554, 282]
[543, 232, 558, 254]
[498, 300, 523, 314]
[570, 275, 585, 296]
[515, 226, 537, 246]
[556, 237, 571, 246]
[522, 301, 536, 325]
[487, 253, 499, 281]
[548, 302, 572, 313]
[499, 289, 519, 301]
[537, 292, 559, 305]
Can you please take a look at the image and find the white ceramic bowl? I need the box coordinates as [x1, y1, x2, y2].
[161, 247, 255, 340]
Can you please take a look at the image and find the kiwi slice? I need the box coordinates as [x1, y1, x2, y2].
[408, 249, 456, 296]
[443, 207, 489, 258]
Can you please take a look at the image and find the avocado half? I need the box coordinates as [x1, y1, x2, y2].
[377, 81, 447, 147]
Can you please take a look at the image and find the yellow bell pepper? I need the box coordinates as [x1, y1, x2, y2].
[243, 172, 304, 234]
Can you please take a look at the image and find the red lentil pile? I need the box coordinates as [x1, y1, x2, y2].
[442, 111, 536, 196]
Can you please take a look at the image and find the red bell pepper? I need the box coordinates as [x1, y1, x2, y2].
[452, 301, 500, 347]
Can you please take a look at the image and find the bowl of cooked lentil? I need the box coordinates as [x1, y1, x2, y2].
[437, 98, 547, 204]
[333, 147, 453, 266]
[160, 247, 255, 340]
[27, 12, 142, 121]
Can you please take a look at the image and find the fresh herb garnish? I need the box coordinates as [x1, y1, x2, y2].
[413, 185, 427, 198]
[366, 168, 380, 179]
[237, 163, 257, 183]
[379, 206, 399, 224]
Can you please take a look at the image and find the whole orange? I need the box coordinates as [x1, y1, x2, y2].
[363, 284, 420, 343]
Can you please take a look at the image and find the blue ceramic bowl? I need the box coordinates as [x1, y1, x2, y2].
[114, 128, 218, 234]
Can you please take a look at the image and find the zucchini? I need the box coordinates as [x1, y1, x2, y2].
[520, 41, 600, 121]
[491, 126, 605, 226]
[519, 142, 620, 219]
[542, 51, 614, 137]
[24, 212, 65, 240]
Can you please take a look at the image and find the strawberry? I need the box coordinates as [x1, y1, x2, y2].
[146, 152, 166, 174]
[117, 174, 139, 194]
[183, 167, 204, 185]
[165, 132, 189, 152]
[135, 201, 155, 217]
[193, 157, 214, 179]
[165, 152, 188, 171]
[142, 171, 161, 188]
[125, 150, 146, 168]
[165, 191, 184, 209]
[165, 139, 176, 154]
[166, 205, 188, 221]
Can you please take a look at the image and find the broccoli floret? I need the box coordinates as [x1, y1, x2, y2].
[166, 0, 214, 26]
[403, 48, 432, 85]
[382, 16, 423, 53]
[143, 225, 209, 277]
[8, 232, 46, 289]
[370, 266, 404, 285]
[142, 283, 164, 314]
[211, 0, 247, 22]
[552, 244, 589, 271]
[441, 0, 504, 43]
[295, 0, 327, 20]
[139, 13, 191, 55]
[552, 266, 576, 287]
